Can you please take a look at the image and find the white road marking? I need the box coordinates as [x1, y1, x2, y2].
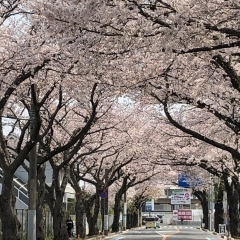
[109, 238, 124, 240]
[156, 230, 179, 235]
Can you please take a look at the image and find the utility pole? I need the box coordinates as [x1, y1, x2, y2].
[104, 169, 109, 236]
[208, 176, 214, 232]
[123, 192, 127, 230]
[28, 84, 37, 240]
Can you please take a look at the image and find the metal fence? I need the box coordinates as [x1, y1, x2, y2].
[0, 209, 54, 240]
[0, 210, 113, 239]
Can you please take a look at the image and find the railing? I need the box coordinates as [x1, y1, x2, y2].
[0, 208, 54, 239]
[0, 169, 29, 207]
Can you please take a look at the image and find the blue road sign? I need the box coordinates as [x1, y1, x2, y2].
[145, 201, 152, 211]
[99, 191, 107, 199]
[145, 205, 152, 211]
[178, 174, 202, 188]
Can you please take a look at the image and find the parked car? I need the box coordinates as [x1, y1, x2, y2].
[145, 217, 158, 229]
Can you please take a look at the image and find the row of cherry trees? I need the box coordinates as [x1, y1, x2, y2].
[1, 77, 168, 239]
[0, 0, 239, 238]
[130, 0, 240, 236]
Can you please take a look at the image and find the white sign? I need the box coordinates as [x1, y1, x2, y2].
[171, 190, 191, 205]
[219, 224, 226, 235]
[173, 210, 178, 220]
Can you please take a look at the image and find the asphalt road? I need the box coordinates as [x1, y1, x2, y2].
[105, 225, 224, 240]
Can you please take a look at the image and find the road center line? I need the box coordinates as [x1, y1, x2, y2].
[162, 228, 180, 240]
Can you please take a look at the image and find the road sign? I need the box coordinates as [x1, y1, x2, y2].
[178, 174, 202, 188]
[100, 191, 107, 199]
[145, 199, 154, 211]
[145, 205, 152, 211]
[219, 224, 226, 235]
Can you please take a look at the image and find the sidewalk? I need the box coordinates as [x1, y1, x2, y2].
[201, 227, 235, 240]
[71, 226, 144, 240]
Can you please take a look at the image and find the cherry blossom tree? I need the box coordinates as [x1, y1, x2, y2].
[1, 0, 239, 238]
[1, 78, 117, 239]
[0, 4, 77, 237]
[111, 1, 239, 236]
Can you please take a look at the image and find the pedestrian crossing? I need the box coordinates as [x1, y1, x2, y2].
[155, 225, 197, 229]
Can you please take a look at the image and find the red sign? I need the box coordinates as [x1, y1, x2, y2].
[178, 209, 192, 220]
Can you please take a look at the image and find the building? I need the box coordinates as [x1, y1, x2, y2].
[142, 186, 202, 225]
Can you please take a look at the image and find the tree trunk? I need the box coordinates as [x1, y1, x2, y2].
[127, 213, 132, 229]
[111, 176, 129, 232]
[36, 204, 46, 240]
[36, 165, 47, 240]
[132, 211, 138, 228]
[75, 192, 86, 239]
[0, 174, 21, 239]
[52, 192, 69, 240]
[45, 164, 70, 240]
[87, 217, 99, 236]
[202, 201, 209, 229]
[194, 190, 208, 229]
[227, 181, 240, 238]
[112, 192, 122, 232]
[85, 194, 100, 236]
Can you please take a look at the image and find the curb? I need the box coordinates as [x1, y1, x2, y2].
[81, 226, 145, 240]
[73, 236, 104, 240]
[86, 237, 104, 240]
[200, 228, 235, 240]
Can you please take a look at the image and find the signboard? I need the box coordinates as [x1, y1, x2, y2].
[219, 224, 226, 235]
[178, 174, 202, 188]
[178, 209, 192, 220]
[145, 199, 154, 211]
[173, 210, 178, 220]
[171, 190, 191, 205]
